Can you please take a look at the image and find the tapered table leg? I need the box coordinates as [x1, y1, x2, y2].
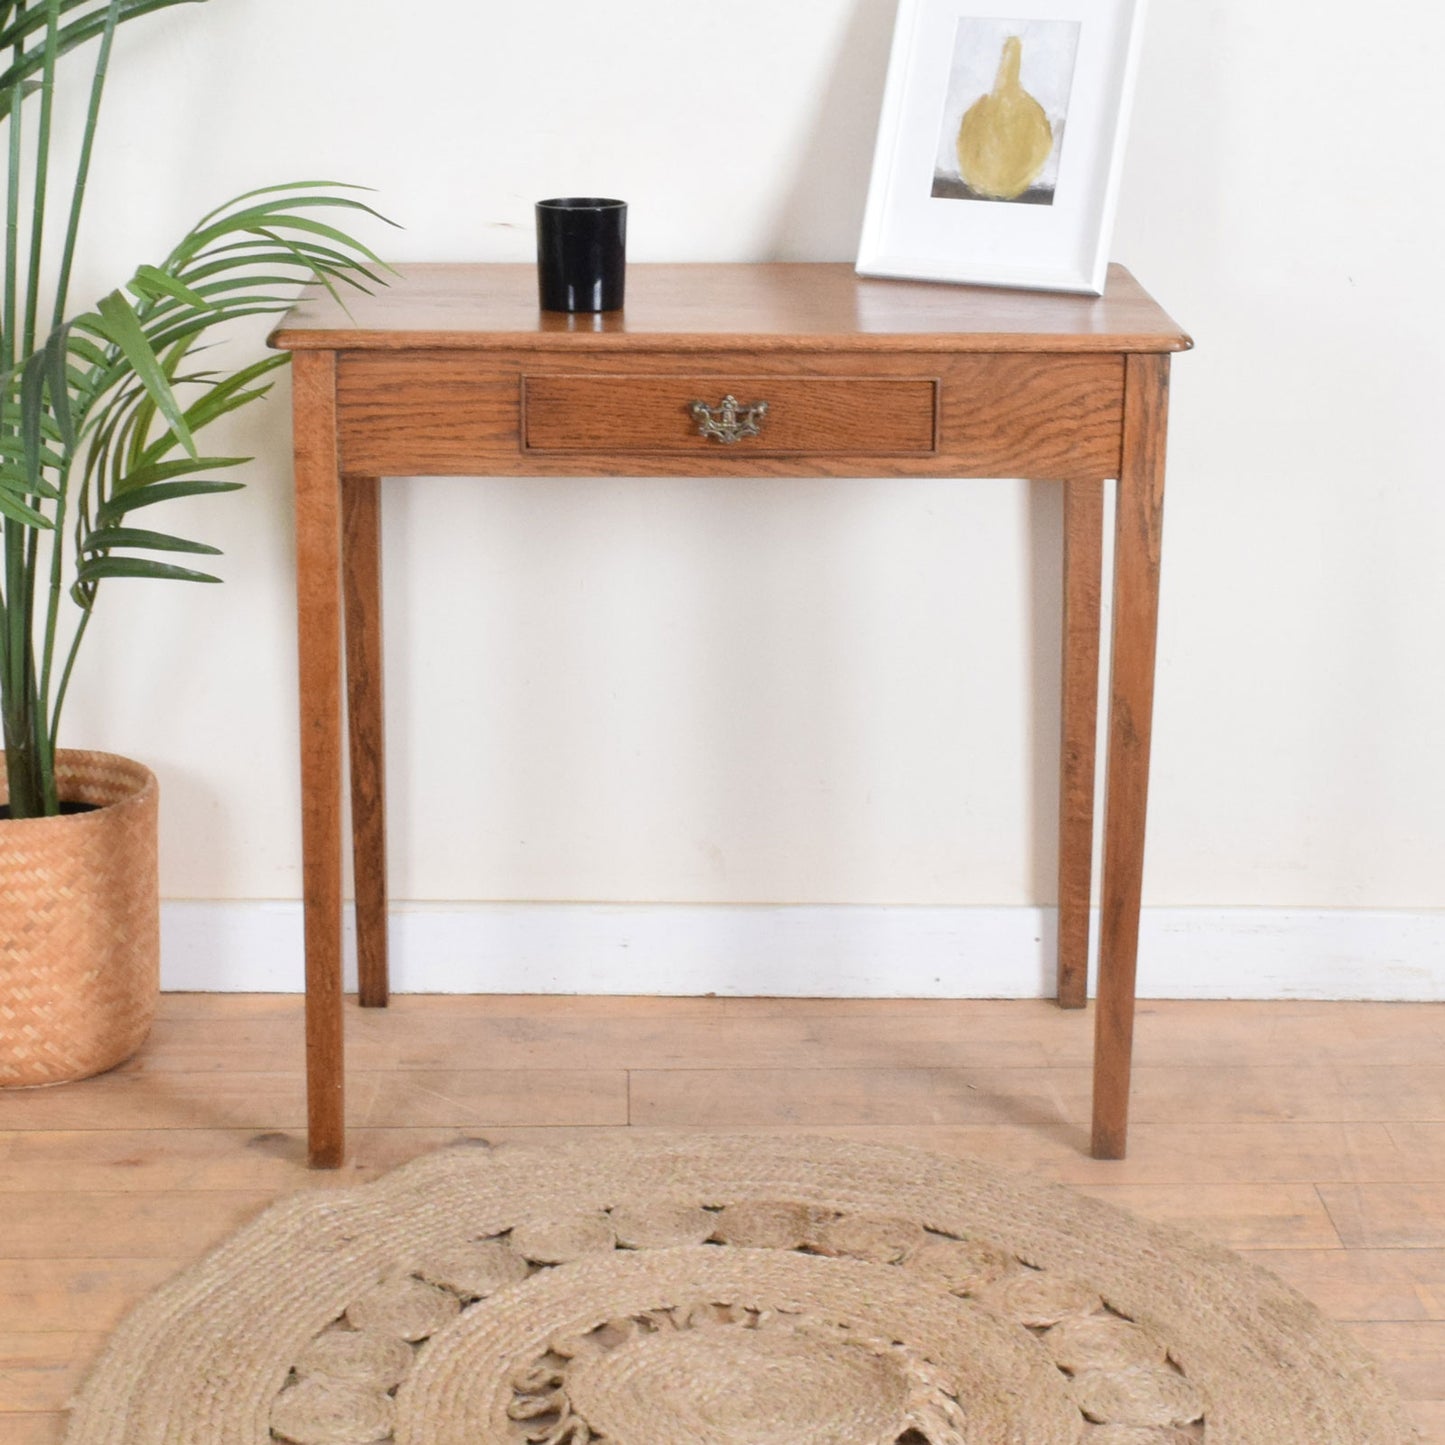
[1092, 353, 1171, 1160]
[292, 351, 346, 1169]
[1058, 478, 1104, 1009]
[342, 475, 389, 1009]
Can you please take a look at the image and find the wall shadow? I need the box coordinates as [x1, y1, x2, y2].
[769, 0, 899, 258]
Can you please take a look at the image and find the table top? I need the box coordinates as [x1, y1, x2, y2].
[270, 262, 1191, 356]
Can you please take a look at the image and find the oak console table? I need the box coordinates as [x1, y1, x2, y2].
[270, 262, 1190, 1169]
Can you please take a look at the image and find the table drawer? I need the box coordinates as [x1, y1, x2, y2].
[524, 375, 938, 454]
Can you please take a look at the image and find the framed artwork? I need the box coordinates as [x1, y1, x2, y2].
[856, 0, 1148, 294]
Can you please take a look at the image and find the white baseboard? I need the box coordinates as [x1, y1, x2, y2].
[159, 902, 1445, 1000]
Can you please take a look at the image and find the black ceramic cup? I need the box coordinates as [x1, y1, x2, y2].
[535, 197, 627, 313]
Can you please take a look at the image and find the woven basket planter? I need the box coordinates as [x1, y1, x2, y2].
[0, 750, 159, 1087]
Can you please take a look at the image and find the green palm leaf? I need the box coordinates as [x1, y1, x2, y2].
[4, 174, 389, 814]
[77, 525, 221, 555]
[89, 288, 198, 456]
[109, 454, 246, 494]
[0, 490, 50, 526]
[95, 477, 244, 527]
[74, 555, 221, 587]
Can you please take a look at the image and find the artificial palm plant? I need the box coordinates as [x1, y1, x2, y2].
[0, 0, 386, 818]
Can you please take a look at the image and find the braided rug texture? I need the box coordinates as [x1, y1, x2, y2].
[63, 1133, 1417, 1445]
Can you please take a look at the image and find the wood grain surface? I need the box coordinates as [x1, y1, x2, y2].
[1, 995, 1441, 1445]
[271, 263, 1192, 355]
[1092, 354, 1171, 1158]
[290, 352, 346, 1169]
[1057, 479, 1105, 1008]
[523, 375, 938, 454]
[341, 475, 389, 1009]
[337, 350, 1123, 480]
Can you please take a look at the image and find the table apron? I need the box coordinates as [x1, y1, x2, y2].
[334, 349, 1125, 482]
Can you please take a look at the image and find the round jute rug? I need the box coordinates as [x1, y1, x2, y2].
[65, 1133, 1415, 1445]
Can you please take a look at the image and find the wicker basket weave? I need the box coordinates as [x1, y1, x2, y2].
[1, 750, 159, 1087]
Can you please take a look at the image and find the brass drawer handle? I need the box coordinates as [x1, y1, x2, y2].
[690, 394, 768, 444]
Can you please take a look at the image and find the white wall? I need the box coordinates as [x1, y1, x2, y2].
[46, 2, 1445, 991]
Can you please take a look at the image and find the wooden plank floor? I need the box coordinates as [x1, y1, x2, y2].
[1, 994, 1442, 1443]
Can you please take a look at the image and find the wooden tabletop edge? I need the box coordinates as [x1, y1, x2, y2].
[266, 327, 1193, 355]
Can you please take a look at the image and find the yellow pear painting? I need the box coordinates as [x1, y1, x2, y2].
[957, 37, 1053, 201]
[931, 19, 1081, 206]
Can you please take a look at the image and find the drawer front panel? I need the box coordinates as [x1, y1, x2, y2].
[524, 376, 938, 454]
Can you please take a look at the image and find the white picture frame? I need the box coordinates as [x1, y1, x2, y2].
[856, 0, 1148, 294]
